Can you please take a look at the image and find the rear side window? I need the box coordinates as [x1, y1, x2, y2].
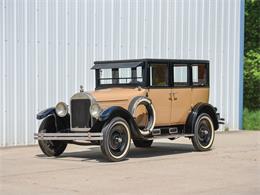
[192, 64, 208, 86]
[150, 64, 169, 86]
[173, 64, 188, 87]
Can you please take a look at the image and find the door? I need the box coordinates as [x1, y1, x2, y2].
[171, 64, 192, 124]
[147, 63, 172, 126]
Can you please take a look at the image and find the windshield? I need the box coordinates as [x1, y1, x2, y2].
[96, 65, 144, 87]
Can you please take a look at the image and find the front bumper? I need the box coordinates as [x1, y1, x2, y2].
[34, 132, 103, 141]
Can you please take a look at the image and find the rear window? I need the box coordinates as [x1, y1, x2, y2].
[192, 64, 208, 86]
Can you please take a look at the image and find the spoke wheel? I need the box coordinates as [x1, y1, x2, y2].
[101, 117, 131, 162]
[192, 113, 215, 151]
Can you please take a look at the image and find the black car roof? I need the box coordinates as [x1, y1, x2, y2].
[92, 58, 210, 69]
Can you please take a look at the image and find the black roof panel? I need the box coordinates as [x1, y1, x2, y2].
[92, 58, 210, 69]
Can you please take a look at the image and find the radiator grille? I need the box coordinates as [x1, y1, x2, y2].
[71, 99, 91, 129]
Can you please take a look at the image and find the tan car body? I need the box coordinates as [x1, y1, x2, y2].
[91, 87, 209, 127]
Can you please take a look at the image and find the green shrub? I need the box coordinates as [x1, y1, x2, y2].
[243, 108, 260, 130]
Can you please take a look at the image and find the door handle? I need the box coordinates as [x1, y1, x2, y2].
[172, 92, 177, 100]
[169, 92, 173, 100]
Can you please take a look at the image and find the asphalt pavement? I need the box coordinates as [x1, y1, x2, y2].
[0, 131, 259, 195]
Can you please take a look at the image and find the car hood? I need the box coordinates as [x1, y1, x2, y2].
[90, 87, 146, 109]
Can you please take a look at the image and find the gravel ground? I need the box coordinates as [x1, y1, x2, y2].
[0, 131, 259, 195]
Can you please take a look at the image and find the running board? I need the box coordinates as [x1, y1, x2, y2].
[151, 128, 194, 139]
[34, 132, 103, 141]
[148, 134, 194, 140]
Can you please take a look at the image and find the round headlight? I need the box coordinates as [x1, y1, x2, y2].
[89, 103, 102, 119]
[55, 102, 68, 117]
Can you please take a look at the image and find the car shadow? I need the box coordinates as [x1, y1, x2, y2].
[36, 142, 195, 163]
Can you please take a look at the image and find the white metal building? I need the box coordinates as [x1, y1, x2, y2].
[0, 0, 244, 146]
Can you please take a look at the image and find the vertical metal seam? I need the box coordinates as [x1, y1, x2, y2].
[93, 0, 96, 61]
[180, 0, 184, 58]
[226, 0, 231, 127]
[187, 0, 191, 58]
[127, 0, 130, 58]
[111, 0, 114, 59]
[55, 0, 58, 102]
[166, 0, 169, 58]
[46, 0, 49, 107]
[14, 0, 17, 145]
[119, 0, 122, 59]
[25, 0, 28, 145]
[2, 0, 6, 146]
[65, 0, 68, 101]
[151, 0, 154, 57]
[135, 0, 138, 58]
[83, 0, 87, 87]
[158, 0, 162, 57]
[173, 0, 177, 57]
[102, 0, 105, 60]
[201, 0, 205, 58]
[143, 0, 146, 57]
[232, 0, 238, 128]
[194, 0, 198, 58]
[239, 0, 245, 129]
[219, 0, 224, 120]
[213, 0, 218, 107]
[35, 0, 39, 138]
[207, 0, 211, 60]
[75, 0, 78, 91]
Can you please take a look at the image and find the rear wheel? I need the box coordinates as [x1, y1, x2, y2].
[133, 139, 153, 148]
[38, 116, 67, 157]
[192, 113, 215, 151]
[100, 117, 131, 162]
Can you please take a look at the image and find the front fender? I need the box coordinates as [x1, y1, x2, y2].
[37, 107, 55, 120]
[91, 106, 145, 139]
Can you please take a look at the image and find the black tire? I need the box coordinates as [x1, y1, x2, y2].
[133, 139, 153, 148]
[192, 113, 215, 151]
[38, 116, 67, 157]
[100, 117, 131, 162]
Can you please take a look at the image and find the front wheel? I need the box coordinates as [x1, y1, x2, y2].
[38, 116, 67, 157]
[100, 117, 131, 162]
[192, 113, 215, 151]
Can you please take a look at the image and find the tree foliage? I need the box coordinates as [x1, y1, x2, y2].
[244, 50, 260, 110]
[244, 0, 260, 110]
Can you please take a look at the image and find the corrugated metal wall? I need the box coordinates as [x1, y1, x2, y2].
[0, 0, 243, 146]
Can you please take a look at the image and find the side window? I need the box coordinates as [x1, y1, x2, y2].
[150, 64, 169, 86]
[173, 64, 188, 86]
[119, 68, 131, 84]
[192, 64, 208, 86]
[100, 69, 112, 84]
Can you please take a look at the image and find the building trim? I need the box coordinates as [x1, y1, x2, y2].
[239, 0, 245, 129]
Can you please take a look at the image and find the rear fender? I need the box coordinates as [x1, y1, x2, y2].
[185, 103, 219, 133]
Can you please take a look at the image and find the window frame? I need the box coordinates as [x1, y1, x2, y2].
[191, 63, 210, 88]
[171, 63, 191, 88]
[147, 62, 171, 88]
[95, 64, 146, 89]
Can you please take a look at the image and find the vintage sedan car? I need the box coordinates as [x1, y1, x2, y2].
[34, 59, 224, 161]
